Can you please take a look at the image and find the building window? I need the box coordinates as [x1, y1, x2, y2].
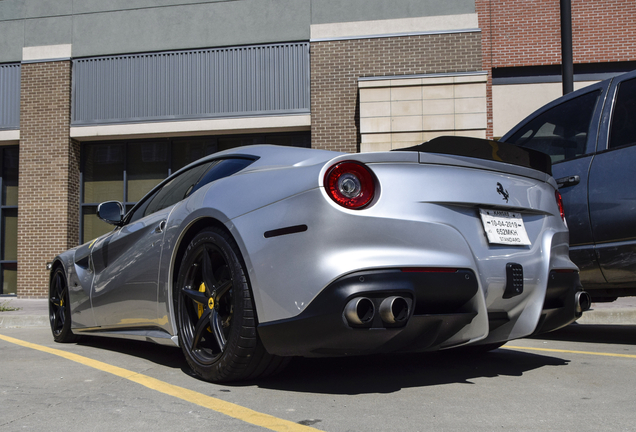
[80, 132, 310, 244]
[1, 146, 18, 295]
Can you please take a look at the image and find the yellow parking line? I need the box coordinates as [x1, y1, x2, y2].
[0, 334, 320, 432]
[504, 345, 636, 359]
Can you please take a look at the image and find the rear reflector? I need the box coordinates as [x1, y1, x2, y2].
[555, 190, 566, 222]
[401, 267, 458, 273]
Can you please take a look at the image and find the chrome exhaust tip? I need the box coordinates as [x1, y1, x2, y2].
[379, 296, 410, 324]
[575, 290, 591, 316]
[344, 297, 375, 326]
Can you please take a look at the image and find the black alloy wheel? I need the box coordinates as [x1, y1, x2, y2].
[176, 227, 288, 382]
[181, 241, 234, 365]
[49, 267, 78, 343]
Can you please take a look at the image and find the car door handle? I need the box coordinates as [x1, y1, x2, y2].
[154, 220, 166, 233]
[556, 175, 580, 188]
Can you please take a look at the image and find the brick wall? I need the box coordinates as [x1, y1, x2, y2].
[18, 61, 79, 298]
[310, 32, 483, 153]
[477, 0, 636, 68]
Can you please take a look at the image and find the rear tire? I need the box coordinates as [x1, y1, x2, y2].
[175, 227, 288, 382]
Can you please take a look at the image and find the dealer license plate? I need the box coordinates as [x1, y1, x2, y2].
[479, 209, 531, 246]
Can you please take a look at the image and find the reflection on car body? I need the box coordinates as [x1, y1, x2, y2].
[49, 138, 588, 382]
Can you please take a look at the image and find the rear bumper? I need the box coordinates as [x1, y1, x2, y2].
[258, 268, 480, 357]
[258, 268, 586, 357]
[532, 270, 585, 335]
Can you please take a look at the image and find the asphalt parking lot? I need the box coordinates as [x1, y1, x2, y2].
[1, 299, 635, 432]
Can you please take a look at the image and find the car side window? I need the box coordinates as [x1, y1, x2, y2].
[126, 162, 212, 224]
[126, 157, 255, 224]
[609, 78, 636, 149]
[505, 90, 600, 163]
[142, 162, 212, 218]
[126, 188, 159, 223]
[189, 158, 255, 196]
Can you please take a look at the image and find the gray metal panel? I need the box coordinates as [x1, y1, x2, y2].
[72, 43, 310, 125]
[0, 0, 25, 21]
[23, 0, 73, 17]
[310, 0, 475, 24]
[71, 0, 310, 58]
[0, 20, 25, 63]
[0, 0, 475, 61]
[0, 63, 20, 130]
[24, 16, 73, 48]
[73, 0, 272, 15]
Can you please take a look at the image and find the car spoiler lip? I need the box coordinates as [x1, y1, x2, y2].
[395, 136, 552, 176]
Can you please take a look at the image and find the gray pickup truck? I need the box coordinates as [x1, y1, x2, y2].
[501, 70, 636, 302]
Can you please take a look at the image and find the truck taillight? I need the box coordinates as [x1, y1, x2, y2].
[555, 190, 566, 222]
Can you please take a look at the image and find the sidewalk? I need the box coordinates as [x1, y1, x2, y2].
[1, 296, 635, 328]
[0, 298, 49, 328]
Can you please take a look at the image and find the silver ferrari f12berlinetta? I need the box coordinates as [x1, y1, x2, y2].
[49, 136, 590, 382]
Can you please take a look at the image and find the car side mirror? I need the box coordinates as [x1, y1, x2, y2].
[97, 201, 124, 226]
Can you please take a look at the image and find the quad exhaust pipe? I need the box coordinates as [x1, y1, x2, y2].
[379, 296, 410, 324]
[344, 297, 375, 326]
[344, 296, 410, 326]
[575, 290, 591, 316]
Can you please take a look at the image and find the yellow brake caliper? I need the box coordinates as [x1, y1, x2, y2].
[197, 282, 214, 332]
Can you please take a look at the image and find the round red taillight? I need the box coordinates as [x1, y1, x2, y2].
[324, 161, 375, 209]
[555, 190, 566, 222]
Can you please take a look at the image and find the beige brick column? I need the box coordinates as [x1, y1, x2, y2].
[18, 46, 80, 298]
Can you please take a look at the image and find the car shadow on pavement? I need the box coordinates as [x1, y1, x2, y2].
[531, 322, 636, 346]
[77, 336, 187, 370]
[249, 348, 568, 395]
[75, 327, 623, 394]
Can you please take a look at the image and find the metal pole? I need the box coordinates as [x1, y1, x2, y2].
[560, 0, 574, 95]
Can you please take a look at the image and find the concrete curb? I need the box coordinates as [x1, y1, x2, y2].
[576, 309, 636, 325]
[0, 315, 49, 328]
